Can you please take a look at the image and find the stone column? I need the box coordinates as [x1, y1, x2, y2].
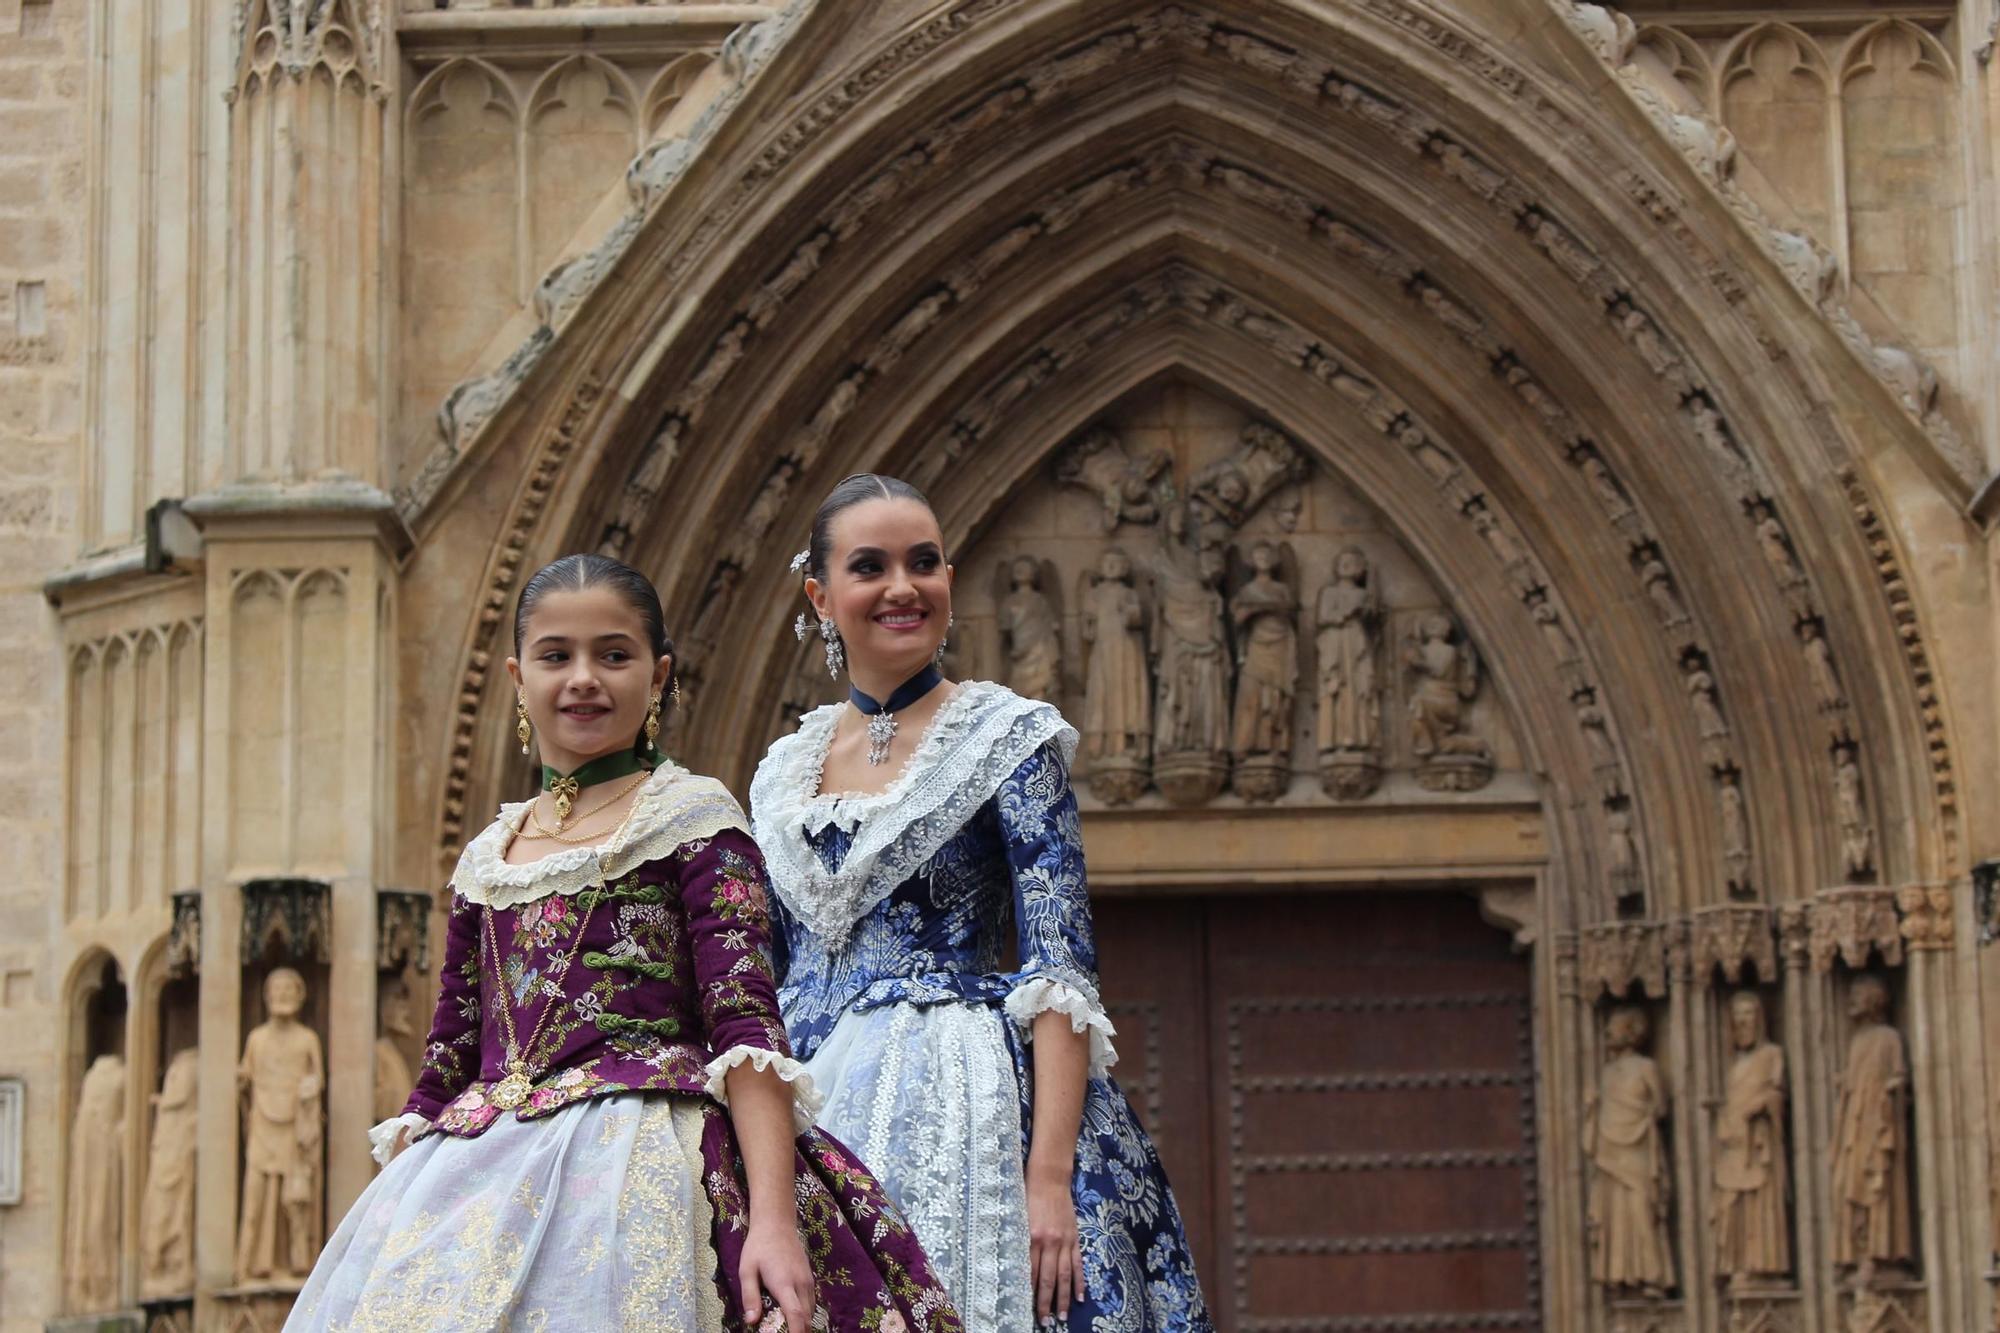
[1778, 904, 1827, 1333]
[1898, 881, 1973, 1332]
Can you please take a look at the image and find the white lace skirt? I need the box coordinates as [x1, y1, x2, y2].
[287, 1094, 727, 1332]
[805, 1000, 1034, 1331]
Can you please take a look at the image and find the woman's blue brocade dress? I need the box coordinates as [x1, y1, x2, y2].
[751, 681, 1212, 1331]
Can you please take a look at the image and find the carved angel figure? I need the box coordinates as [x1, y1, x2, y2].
[1831, 976, 1912, 1282]
[1055, 427, 1170, 532]
[237, 967, 325, 1282]
[997, 555, 1062, 703]
[1586, 1006, 1676, 1295]
[1404, 613, 1489, 760]
[1152, 509, 1231, 764]
[1316, 547, 1382, 755]
[1714, 992, 1790, 1283]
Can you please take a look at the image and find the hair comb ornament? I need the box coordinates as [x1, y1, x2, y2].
[789, 548, 810, 573]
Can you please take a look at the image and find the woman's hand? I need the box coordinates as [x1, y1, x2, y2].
[740, 1217, 815, 1333]
[1027, 1164, 1086, 1322]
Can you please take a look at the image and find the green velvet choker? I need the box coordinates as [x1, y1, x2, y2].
[541, 748, 654, 824]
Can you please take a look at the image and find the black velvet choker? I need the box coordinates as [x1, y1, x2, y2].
[847, 664, 944, 765]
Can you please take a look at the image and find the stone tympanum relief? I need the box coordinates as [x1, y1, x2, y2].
[1586, 1005, 1676, 1296]
[1714, 992, 1790, 1286]
[141, 1046, 199, 1299]
[1831, 975, 1912, 1286]
[65, 1051, 126, 1313]
[945, 381, 1517, 810]
[236, 967, 324, 1284]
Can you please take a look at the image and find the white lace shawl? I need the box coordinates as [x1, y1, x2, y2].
[749, 681, 1079, 944]
[450, 762, 749, 910]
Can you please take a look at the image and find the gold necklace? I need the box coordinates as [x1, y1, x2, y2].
[482, 893, 601, 1111]
[516, 772, 649, 843]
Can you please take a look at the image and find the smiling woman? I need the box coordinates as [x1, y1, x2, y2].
[283, 554, 962, 1332]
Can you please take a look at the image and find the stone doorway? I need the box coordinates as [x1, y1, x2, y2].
[1096, 889, 1540, 1331]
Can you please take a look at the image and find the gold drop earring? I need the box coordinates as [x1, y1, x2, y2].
[516, 693, 532, 755]
[645, 693, 662, 747]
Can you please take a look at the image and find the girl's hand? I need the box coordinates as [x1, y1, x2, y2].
[740, 1218, 815, 1333]
[1027, 1166, 1086, 1321]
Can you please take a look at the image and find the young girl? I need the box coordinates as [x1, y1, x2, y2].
[750, 477, 1212, 1330]
[290, 555, 960, 1332]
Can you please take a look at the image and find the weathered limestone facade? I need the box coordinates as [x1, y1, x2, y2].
[3, 0, 1999, 1328]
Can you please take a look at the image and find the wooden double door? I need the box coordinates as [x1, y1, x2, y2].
[1093, 890, 1541, 1331]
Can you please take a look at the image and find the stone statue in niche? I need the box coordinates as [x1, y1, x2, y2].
[1404, 612, 1494, 792]
[1585, 1006, 1675, 1295]
[1315, 547, 1383, 799]
[1799, 620, 1845, 713]
[1637, 556, 1691, 629]
[1836, 751, 1874, 880]
[64, 1051, 126, 1312]
[1714, 992, 1790, 1285]
[1228, 541, 1299, 802]
[1079, 547, 1151, 805]
[374, 978, 417, 1126]
[1054, 426, 1170, 532]
[1831, 974, 1911, 1284]
[236, 967, 324, 1283]
[1687, 667, 1729, 740]
[1150, 506, 1232, 805]
[141, 1046, 199, 1298]
[1605, 805, 1640, 905]
[1718, 769, 1753, 896]
[996, 555, 1062, 704]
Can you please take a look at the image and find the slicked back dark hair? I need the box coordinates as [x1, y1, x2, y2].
[513, 553, 676, 758]
[805, 473, 936, 582]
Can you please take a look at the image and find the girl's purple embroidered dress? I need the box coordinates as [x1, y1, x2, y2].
[288, 764, 960, 1332]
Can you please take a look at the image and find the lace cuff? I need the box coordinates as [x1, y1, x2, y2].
[1004, 976, 1119, 1077]
[703, 1045, 824, 1134]
[368, 1111, 431, 1167]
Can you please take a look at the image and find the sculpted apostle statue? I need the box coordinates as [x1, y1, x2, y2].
[1315, 547, 1381, 755]
[141, 1046, 199, 1298]
[1831, 975, 1912, 1283]
[64, 1051, 126, 1312]
[236, 967, 324, 1282]
[1713, 992, 1789, 1284]
[1080, 547, 1151, 803]
[1585, 1006, 1675, 1295]
[998, 555, 1061, 703]
[1229, 541, 1298, 792]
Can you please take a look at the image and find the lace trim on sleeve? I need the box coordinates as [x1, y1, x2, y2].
[1003, 976, 1119, 1078]
[451, 764, 749, 910]
[750, 682, 1080, 944]
[368, 1111, 432, 1166]
[702, 1045, 825, 1134]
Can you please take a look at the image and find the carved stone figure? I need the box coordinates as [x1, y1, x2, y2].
[236, 967, 325, 1283]
[141, 1047, 199, 1299]
[1404, 612, 1493, 791]
[1755, 515, 1803, 586]
[1831, 975, 1912, 1283]
[1719, 770, 1752, 894]
[1315, 547, 1383, 799]
[374, 979, 416, 1125]
[1080, 547, 1151, 805]
[1800, 621, 1846, 713]
[1055, 426, 1170, 532]
[1151, 507, 1231, 805]
[1836, 752, 1875, 880]
[1229, 541, 1298, 802]
[1714, 993, 1790, 1285]
[1687, 668, 1728, 739]
[1586, 1006, 1675, 1295]
[1606, 805, 1639, 903]
[997, 555, 1062, 703]
[64, 1052, 126, 1312]
[1638, 557, 1690, 628]
[1531, 596, 1578, 664]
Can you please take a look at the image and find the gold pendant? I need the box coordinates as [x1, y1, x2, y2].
[549, 776, 579, 826]
[490, 1061, 533, 1110]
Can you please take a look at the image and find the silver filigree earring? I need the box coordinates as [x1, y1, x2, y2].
[935, 612, 953, 667]
[793, 610, 844, 677]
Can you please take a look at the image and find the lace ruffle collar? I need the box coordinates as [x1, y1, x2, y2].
[450, 761, 748, 910]
[749, 681, 1078, 944]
